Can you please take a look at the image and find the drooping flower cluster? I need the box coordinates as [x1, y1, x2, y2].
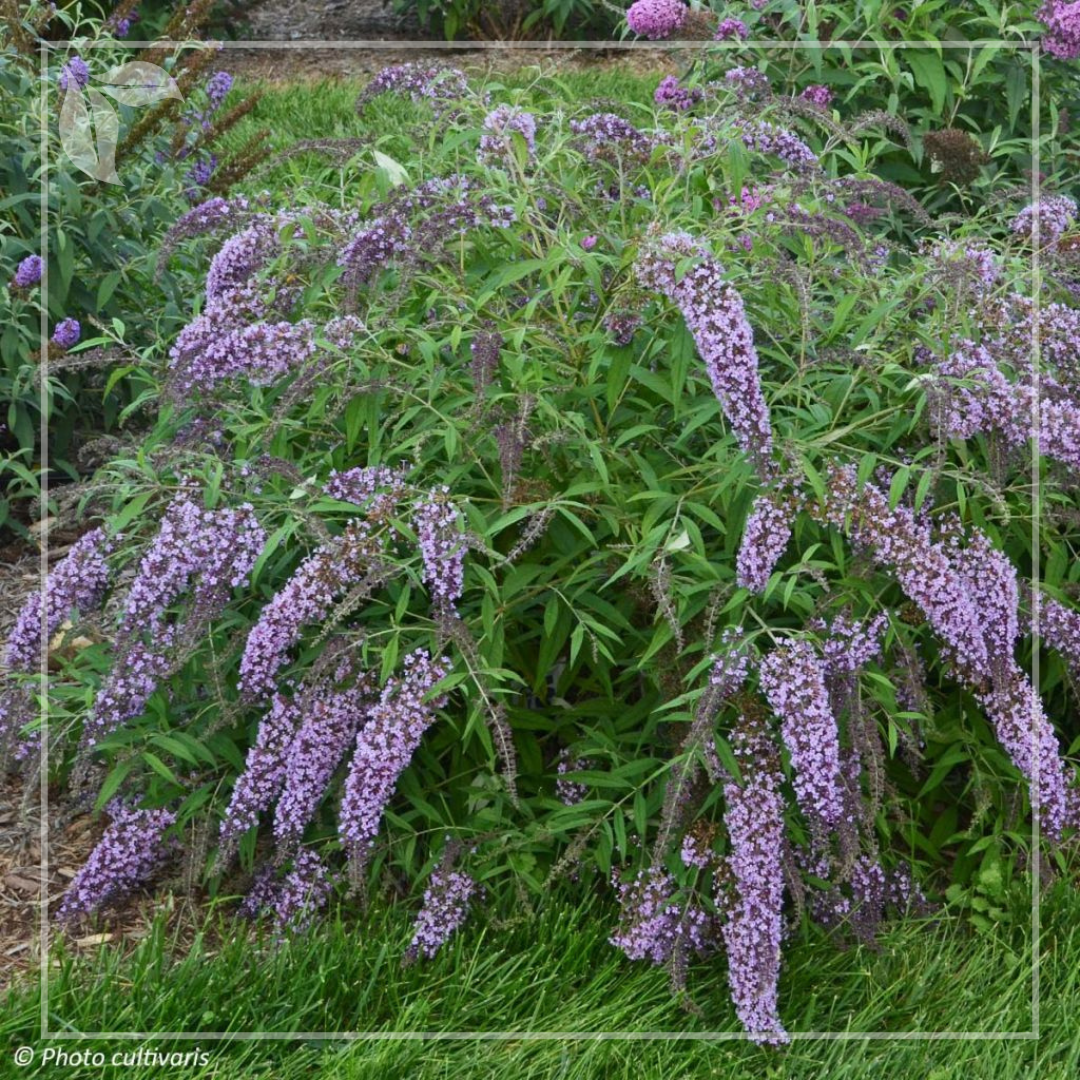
[826, 467, 990, 685]
[719, 720, 788, 1044]
[1009, 194, 1077, 247]
[12, 254, 42, 288]
[735, 119, 819, 172]
[569, 113, 660, 164]
[1038, 0, 1080, 58]
[477, 105, 537, 168]
[356, 63, 470, 119]
[5, 528, 111, 673]
[635, 231, 773, 474]
[625, 0, 687, 39]
[714, 16, 749, 39]
[273, 670, 372, 852]
[413, 488, 466, 614]
[324, 465, 409, 515]
[818, 611, 888, 678]
[337, 175, 515, 292]
[239, 848, 334, 936]
[57, 801, 176, 922]
[824, 467, 1076, 837]
[654, 75, 702, 112]
[1041, 595, 1080, 679]
[759, 641, 844, 829]
[405, 865, 478, 962]
[338, 650, 450, 874]
[799, 84, 834, 109]
[610, 866, 713, 964]
[931, 341, 1080, 473]
[218, 692, 303, 864]
[85, 498, 264, 749]
[238, 520, 382, 701]
[736, 491, 793, 593]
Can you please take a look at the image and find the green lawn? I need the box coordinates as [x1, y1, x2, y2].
[4, 880, 1078, 1079]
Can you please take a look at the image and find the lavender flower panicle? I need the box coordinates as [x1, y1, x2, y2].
[240, 848, 333, 936]
[626, 0, 687, 39]
[720, 721, 788, 1043]
[338, 650, 450, 875]
[759, 640, 844, 828]
[610, 866, 713, 965]
[736, 492, 793, 593]
[1040, 596, 1080, 679]
[478, 105, 537, 168]
[405, 865, 477, 962]
[218, 691, 304, 864]
[57, 801, 176, 922]
[12, 254, 43, 288]
[413, 488, 466, 613]
[239, 520, 381, 701]
[5, 528, 111, 673]
[274, 676, 372, 851]
[635, 231, 773, 474]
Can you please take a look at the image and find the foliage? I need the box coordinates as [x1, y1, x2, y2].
[0, 0, 267, 541]
[4, 51, 1080, 1037]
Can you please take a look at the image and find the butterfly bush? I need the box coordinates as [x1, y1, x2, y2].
[339, 650, 450, 875]
[12, 253, 42, 288]
[635, 230, 773, 474]
[719, 720, 787, 1044]
[736, 491, 793, 593]
[405, 865, 478, 962]
[759, 641, 844, 829]
[57, 801, 177, 922]
[42, 59, 1080, 1041]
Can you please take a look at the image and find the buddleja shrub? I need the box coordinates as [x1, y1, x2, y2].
[5, 59, 1080, 1040]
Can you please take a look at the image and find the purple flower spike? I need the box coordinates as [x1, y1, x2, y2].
[338, 650, 450, 875]
[57, 801, 176, 922]
[759, 640, 844, 828]
[720, 722, 788, 1043]
[406, 865, 477, 961]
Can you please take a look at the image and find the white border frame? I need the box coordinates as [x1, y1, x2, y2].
[36, 35, 1044, 1043]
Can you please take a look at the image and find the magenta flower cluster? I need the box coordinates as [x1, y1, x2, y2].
[626, 0, 687, 39]
[1038, 0, 1080, 58]
[714, 17, 749, 40]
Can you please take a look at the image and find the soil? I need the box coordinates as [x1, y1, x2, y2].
[221, 0, 681, 82]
